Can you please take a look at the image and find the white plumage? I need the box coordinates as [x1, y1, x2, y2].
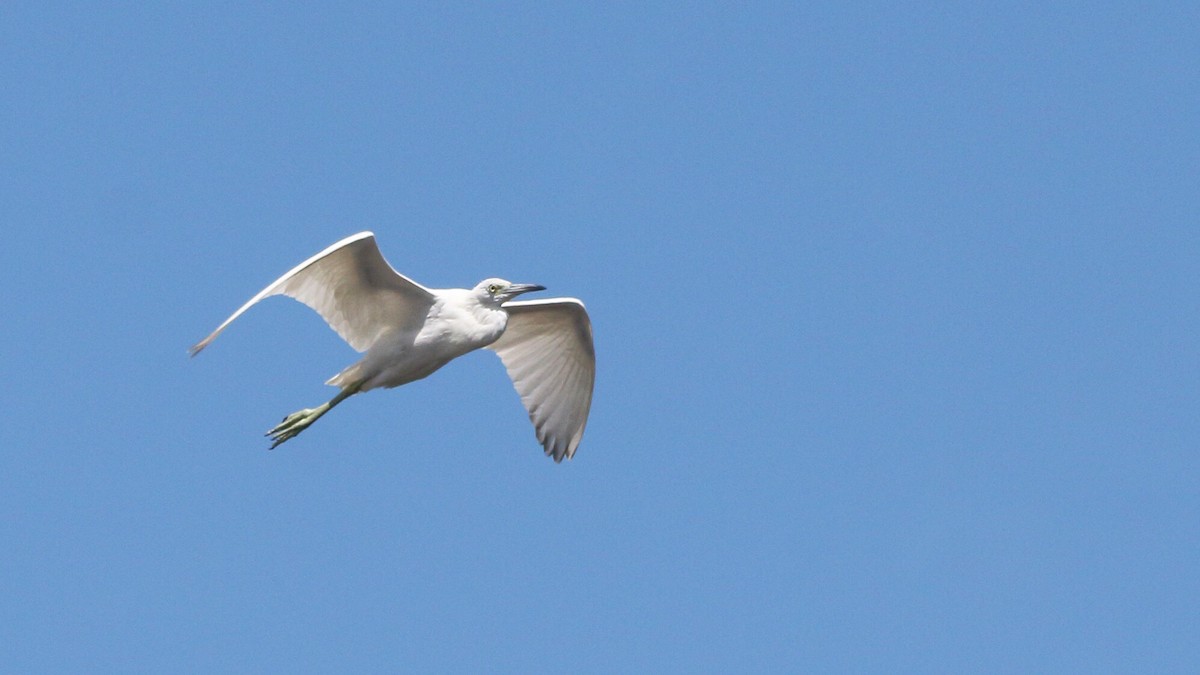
[191, 232, 594, 461]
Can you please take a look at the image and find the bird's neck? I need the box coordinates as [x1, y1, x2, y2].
[426, 293, 508, 348]
[466, 301, 508, 346]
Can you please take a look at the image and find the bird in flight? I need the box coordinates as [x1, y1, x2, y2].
[190, 232, 594, 461]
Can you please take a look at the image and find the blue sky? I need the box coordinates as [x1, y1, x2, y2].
[1, 3, 1196, 671]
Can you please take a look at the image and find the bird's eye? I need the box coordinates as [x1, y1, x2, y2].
[488, 284, 500, 294]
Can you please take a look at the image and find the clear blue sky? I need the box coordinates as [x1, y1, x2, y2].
[1, 3, 1196, 671]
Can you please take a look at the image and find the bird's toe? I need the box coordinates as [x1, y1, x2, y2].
[265, 408, 320, 448]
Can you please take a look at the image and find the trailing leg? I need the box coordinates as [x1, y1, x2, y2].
[267, 384, 361, 449]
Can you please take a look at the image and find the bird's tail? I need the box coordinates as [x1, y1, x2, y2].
[326, 362, 364, 389]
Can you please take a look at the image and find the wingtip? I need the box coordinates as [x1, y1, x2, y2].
[188, 336, 212, 357]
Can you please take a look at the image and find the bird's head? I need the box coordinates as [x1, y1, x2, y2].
[474, 278, 546, 305]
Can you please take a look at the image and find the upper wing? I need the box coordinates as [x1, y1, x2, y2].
[190, 232, 434, 355]
[488, 298, 595, 462]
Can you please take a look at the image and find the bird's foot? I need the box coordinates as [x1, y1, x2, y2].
[266, 407, 320, 449]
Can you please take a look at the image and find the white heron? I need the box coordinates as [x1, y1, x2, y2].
[190, 232, 594, 461]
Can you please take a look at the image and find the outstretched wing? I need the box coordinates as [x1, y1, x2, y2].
[190, 232, 434, 355]
[489, 298, 595, 461]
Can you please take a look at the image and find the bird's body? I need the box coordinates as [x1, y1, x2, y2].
[333, 287, 508, 391]
[191, 232, 594, 461]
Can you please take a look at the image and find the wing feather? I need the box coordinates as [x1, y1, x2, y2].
[190, 232, 434, 355]
[489, 298, 595, 461]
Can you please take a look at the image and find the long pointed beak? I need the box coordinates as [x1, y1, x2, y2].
[509, 283, 546, 297]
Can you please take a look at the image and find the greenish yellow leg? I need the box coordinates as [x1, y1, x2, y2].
[266, 384, 361, 449]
